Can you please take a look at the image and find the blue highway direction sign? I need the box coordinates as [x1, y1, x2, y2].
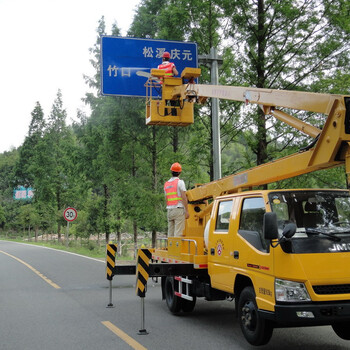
[13, 186, 34, 200]
[101, 36, 198, 97]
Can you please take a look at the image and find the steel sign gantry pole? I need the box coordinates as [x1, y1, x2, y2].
[199, 47, 223, 180]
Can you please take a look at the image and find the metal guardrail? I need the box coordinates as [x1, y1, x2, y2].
[156, 237, 198, 255]
[182, 238, 198, 255]
[156, 237, 168, 249]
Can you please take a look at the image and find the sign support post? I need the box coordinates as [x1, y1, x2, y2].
[63, 207, 78, 247]
[199, 48, 224, 180]
[66, 221, 70, 247]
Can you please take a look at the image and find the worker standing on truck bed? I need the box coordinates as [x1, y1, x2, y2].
[164, 162, 189, 237]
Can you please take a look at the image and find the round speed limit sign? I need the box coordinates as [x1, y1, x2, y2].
[64, 207, 77, 222]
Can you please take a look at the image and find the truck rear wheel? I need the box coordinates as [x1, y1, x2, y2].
[238, 286, 273, 346]
[164, 276, 182, 314]
[332, 322, 350, 340]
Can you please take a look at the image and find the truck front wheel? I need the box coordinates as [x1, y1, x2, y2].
[238, 286, 273, 346]
[332, 322, 350, 340]
[164, 276, 182, 314]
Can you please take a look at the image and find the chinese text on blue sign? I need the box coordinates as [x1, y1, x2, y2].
[13, 186, 34, 200]
[101, 37, 198, 97]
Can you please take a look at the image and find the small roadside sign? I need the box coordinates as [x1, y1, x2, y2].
[63, 207, 77, 222]
[13, 186, 34, 200]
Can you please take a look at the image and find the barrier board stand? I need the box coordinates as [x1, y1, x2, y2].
[106, 243, 117, 308]
[136, 248, 152, 335]
[138, 297, 148, 335]
[107, 279, 114, 308]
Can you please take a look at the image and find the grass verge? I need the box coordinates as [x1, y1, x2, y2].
[0, 237, 138, 262]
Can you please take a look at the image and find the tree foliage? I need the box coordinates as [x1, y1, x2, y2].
[0, 2, 349, 244]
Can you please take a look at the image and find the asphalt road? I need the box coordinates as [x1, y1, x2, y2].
[1, 240, 350, 350]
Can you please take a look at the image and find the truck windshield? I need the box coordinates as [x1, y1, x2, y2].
[268, 190, 350, 236]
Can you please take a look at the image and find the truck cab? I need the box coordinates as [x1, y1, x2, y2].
[206, 188, 350, 345]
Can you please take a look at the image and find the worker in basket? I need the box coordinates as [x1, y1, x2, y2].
[157, 51, 178, 79]
[157, 51, 179, 116]
[164, 162, 189, 237]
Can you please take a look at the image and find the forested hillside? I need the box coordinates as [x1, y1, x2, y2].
[0, 0, 349, 251]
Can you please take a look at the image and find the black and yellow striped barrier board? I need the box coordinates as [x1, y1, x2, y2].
[106, 243, 117, 280]
[136, 248, 152, 297]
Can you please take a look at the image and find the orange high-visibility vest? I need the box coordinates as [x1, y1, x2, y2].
[164, 178, 182, 206]
[157, 62, 175, 77]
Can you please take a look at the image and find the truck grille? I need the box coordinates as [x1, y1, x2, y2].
[313, 284, 350, 295]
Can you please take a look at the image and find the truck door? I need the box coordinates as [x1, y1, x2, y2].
[237, 196, 275, 311]
[208, 198, 237, 292]
[238, 197, 269, 252]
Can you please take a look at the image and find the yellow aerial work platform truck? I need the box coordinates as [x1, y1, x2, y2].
[112, 68, 350, 346]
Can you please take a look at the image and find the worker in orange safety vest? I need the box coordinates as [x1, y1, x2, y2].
[157, 52, 179, 116]
[164, 162, 189, 237]
[157, 51, 178, 78]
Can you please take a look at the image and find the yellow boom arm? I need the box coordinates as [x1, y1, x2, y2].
[174, 69, 350, 201]
[146, 67, 350, 201]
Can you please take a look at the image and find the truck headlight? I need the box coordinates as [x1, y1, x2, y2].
[275, 279, 311, 302]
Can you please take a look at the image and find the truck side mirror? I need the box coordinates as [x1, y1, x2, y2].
[282, 223, 297, 239]
[263, 212, 279, 240]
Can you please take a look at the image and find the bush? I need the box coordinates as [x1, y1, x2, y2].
[87, 240, 98, 251]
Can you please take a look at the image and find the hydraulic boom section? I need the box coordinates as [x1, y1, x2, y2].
[145, 67, 350, 199]
[173, 68, 350, 200]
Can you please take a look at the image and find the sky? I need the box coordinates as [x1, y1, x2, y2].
[0, 0, 141, 153]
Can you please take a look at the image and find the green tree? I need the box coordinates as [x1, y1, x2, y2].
[221, 0, 350, 168]
[14, 102, 46, 187]
[80, 18, 124, 243]
[0, 149, 21, 232]
[0, 204, 6, 231]
[131, 0, 236, 180]
[34, 90, 79, 241]
[17, 204, 40, 241]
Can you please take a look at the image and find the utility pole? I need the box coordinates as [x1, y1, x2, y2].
[199, 47, 223, 180]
